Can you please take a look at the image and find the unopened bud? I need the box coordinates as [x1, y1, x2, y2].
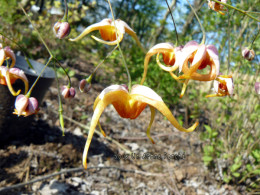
[53, 21, 71, 39]
[79, 79, 91, 93]
[61, 85, 76, 98]
[242, 47, 255, 61]
[15, 95, 29, 116]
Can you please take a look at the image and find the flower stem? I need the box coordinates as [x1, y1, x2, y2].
[165, 0, 179, 45]
[53, 58, 72, 88]
[26, 56, 53, 97]
[186, 0, 206, 44]
[107, 0, 132, 90]
[209, 0, 260, 22]
[19, 4, 54, 57]
[62, 0, 69, 22]
[249, 28, 260, 49]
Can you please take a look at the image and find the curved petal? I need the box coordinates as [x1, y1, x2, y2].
[130, 84, 163, 101]
[132, 93, 199, 132]
[140, 44, 175, 85]
[91, 31, 124, 45]
[69, 19, 112, 42]
[82, 89, 128, 169]
[147, 106, 156, 144]
[4, 69, 21, 96]
[190, 44, 207, 69]
[179, 41, 199, 72]
[213, 79, 219, 93]
[206, 45, 220, 76]
[179, 79, 189, 98]
[4, 47, 16, 68]
[156, 53, 178, 72]
[225, 77, 234, 96]
[0, 49, 5, 66]
[9, 68, 29, 94]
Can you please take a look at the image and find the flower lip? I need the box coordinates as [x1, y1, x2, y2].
[99, 84, 129, 100]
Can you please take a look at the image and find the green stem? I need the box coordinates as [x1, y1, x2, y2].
[165, 0, 179, 45]
[186, 0, 206, 44]
[209, 0, 260, 22]
[26, 56, 53, 97]
[62, 0, 68, 22]
[20, 4, 54, 57]
[91, 45, 118, 77]
[227, 9, 231, 74]
[54, 63, 65, 136]
[249, 29, 260, 49]
[53, 58, 72, 88]
[107, 0, 132, 90]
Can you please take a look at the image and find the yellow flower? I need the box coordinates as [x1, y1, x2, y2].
[177, 41, 220, 98]
[0, 46, 28, 96]
[206, 75, 234, 97]
[207, 0, 227, 15]
[82, 84, 199, 168]
[69, 18, 144, 50]
[140, 43, 183, 84]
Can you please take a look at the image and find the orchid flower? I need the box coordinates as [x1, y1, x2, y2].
[13, 94, 39, 116]
[82, 84, 199, 168]
[140, 43, 183, 84]
[0, 46, 29, 96]
[177, 41, 220, 98]
[69, 18, 144, 51]
[206, 75, 234, 97]
[207, 0, 227, 15]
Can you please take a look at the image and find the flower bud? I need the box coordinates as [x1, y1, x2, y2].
[242, 47, 255, 61]
[53, 21, 71, 39]
[15, 95, 29, 116]
[255, 82, 260, 95]
[61, 85, 76, 98]
[79, 79, 92, 93]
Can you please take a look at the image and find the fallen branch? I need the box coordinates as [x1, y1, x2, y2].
[0, 166, 167, 192]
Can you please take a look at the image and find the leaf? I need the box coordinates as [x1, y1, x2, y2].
[232, 172, 240, 178]
[202, 156, 213, 162]
[204, 125, 212, 134]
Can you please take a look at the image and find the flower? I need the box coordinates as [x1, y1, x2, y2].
[206, 75, 234, 97]
[140, 43, 183, 84]
[53, 21, 71, 39]
[0, 46, 16, 68]
[82, 84, 199, 168]
[207, 0, 227, 15]
[61, 85, 76, 98]
[0, 66, 29, 96]
[177, 41, 220, 98]
[13, 94, 39, 116]
[69, 18, 144, 50]
[79, 79, 91, 93]
[242, 47, 255, 61]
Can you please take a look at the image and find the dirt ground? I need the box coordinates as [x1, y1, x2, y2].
[0, 60, 244, 195]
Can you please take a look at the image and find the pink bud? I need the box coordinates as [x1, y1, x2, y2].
[53, 21, 71, 39]
[61, 85, 76, 98]
[28, 97, 39, 114]
[242, 47, 255, 61]
[79, 79, 92, 93]
[15, 95, 29, 116]
[255, 82, 260, 95]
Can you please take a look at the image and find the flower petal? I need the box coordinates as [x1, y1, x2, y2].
[206, 45, 220, 76]
[69, 19, 112, 42]
[0, 49, 5, 66]
[133, 92, 199, 132]
[130, 84, 163, 102]
[91, 32, 124, 45]
[83, 89, 129, 169]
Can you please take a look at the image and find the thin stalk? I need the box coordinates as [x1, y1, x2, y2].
[209, 0, 260, 22]
[53, 58, 72, 88]
[107, 0, 132, 90]
[186, 0, 206, 44]
[227, 9, 231, 74]
[249, 29, 259, 49]
[165, 0, 179, 45]
[54, 63, 65, 135]
[26, 56, 53, 97]
[20, 4, 53, 57]
[62, 0, 68, 22]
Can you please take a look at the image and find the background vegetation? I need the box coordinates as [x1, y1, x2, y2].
[0, 0, 259, 191]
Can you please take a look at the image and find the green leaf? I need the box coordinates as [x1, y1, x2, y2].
[231, 163, 242, 172]
[232, 172, 240, 178]
[202, 156, 213, 162]
[204, 125, 212, 134]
